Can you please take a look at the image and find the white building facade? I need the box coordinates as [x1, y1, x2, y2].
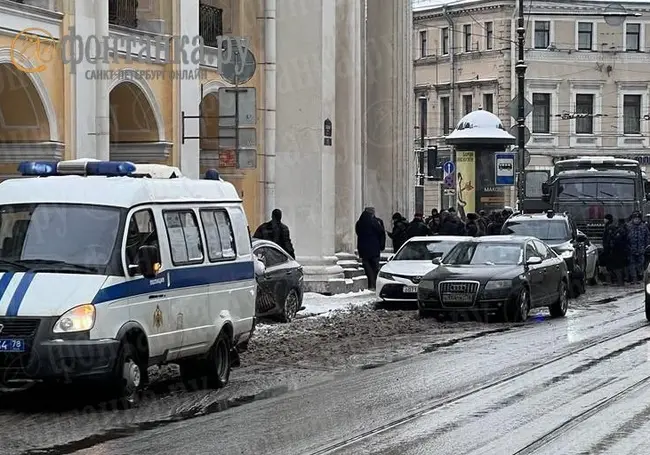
[413, 0, 650, 211]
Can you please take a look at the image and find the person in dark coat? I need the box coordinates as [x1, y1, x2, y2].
[465, 213, 484, 237]
[387, 212, 409, 252]
[425, 209, 441, 234]
[253, 208, 295, 258]
[355, 207, 385, 290]
[610, 218, 630, 285]
[406, 213, 432, 239]
[601, 214, 616, 284]
[626, 211, 649, 284]
[439, 209, 466, 235]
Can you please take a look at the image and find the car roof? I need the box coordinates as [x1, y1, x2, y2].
[507, 212, 569, 220]
[251, 238, 294, 257]
[456, 235, 535, 243]
[405, 235, 469, 242]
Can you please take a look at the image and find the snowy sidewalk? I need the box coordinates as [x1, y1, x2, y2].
[300, 290, 377, 317]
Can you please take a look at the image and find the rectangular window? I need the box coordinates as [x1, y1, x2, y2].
[200, 209, 237, 261]
[463, 24, 472, 51]
[483, 93, 493, 113]
[420, 30, 427, 57]
[534, 21, 550, 49]
[440, 96, 450, 135]
[626, 23, 640, 51]
[164, 210, 204, 265]
[125, 209, 159, 270]
[463, 94, 472, 115]
[532, 93, 551, 133]
[441, 27, 449, 55]
[575, 93, 594, 134]
[419, 97, 428, 137]
[485, 22, 493, 50]
[623, 94, 642, 134]
[578, 22, 593, 50]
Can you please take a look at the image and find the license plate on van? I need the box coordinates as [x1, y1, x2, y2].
[403, 286, 418, 294]
[0, 339, 25, 352]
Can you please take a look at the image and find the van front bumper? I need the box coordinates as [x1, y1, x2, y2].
[0, 317, 119, 384]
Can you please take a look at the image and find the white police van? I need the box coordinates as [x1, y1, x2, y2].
[0, 159, 256, 404]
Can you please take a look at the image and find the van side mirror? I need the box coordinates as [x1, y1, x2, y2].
[576, 233, 587, 243]
[541, 194, 550, 203]
[541, 182, 549, 195]
[137, 245, 160, 279]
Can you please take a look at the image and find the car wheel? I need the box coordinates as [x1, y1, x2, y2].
[549, 280, 569, 318]
[509, 287, 529, 322]
[108, 341, 145, 408]
[279, 289, 300, 323]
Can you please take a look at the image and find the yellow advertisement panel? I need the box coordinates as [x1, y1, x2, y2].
[456, 151, 476, 215]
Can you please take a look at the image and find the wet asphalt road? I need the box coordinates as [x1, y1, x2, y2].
[3, 286, 650, 455]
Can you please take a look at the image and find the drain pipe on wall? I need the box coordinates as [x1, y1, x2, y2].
[263, 0, 277, 219]
[443, 6, 455, 126]
[95, 0, 110, 160]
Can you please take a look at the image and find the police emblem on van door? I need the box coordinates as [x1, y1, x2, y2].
[153, 305, 163, 329]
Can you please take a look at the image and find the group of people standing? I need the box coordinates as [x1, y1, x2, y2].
[601, 211, 650, 285]
[355, 206, 515, 289]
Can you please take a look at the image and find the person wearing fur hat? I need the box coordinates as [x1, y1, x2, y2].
[465, 213, 484, 237]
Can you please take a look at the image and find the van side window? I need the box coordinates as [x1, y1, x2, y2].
[125, 209, 159, 269]
[200, 209, 237, 261]
[163, 210, 204, 265]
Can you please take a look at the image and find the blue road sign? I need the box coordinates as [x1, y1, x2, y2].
[495, 153, 515, 186]
[443, 161, 455, 174]
[443, 173, 455, 189]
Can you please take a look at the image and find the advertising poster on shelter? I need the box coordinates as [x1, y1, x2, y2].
[456, 151, 476, 217]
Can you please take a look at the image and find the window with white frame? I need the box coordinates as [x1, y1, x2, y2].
[623, 94, 642, 134]
[440, 96, 450, 135]
[626, 23, 641, 51]
[420, 30, 427, 57]
[532, 93, 551, 133]
[577, 22, 593, 50]
[441, 27, 449, 55]
[575, 94, 594, 134]
[463, 94, 473, 114]
[534, 21, 550, 49]
[463, 24, 472, 51]
[483, 93, 493, 113]
[485, 22, 493, 50]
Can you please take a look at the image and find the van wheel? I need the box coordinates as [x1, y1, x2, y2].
[108, 342, 144, 408]
[279, 289, 300, 322]
[180, 330, 231, 390]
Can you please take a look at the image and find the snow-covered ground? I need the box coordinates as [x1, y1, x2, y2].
[300, 290, 377, 317]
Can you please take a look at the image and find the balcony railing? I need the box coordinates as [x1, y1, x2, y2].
[109, 0, 138, 29]
[199, 3, 223, 48]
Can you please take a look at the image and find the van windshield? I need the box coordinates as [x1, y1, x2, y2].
[0, 203, 122, 273]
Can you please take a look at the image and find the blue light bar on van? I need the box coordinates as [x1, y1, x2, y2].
[17, 161, 58, 176]
[17, 160, 137, 177]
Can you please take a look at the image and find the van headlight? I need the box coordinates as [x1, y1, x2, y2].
[53, 304, 96, 333]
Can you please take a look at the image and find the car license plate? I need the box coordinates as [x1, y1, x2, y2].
[403, 286, 418, 294]
[443, 293, 474, 303]
[0, 339, 25, 352]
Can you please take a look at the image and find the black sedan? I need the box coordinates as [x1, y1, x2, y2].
[252, 239, 304, 322]
[417, 235, 570, 322]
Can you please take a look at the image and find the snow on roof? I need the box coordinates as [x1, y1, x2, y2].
[0, 175, 241, 208]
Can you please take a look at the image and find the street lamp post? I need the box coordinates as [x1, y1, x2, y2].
[515, 0, 527, 211]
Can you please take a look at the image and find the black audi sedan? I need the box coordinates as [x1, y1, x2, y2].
[417, 235, 570, 322]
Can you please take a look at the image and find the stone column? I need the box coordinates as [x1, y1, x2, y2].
[275, 0, 344, 293]
[366, 0, 414, 222]
[71, 0, 98, 159]
[334, 0, 363, 253]
[176, 0, 201, 178]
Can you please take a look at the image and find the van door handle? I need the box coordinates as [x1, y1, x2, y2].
[149, 294, 166, 299]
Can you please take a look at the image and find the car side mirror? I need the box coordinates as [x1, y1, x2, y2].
[526, 256, 542, 265]
[137, 245, 160, 279]
[576, 234, 587, 243]
[432, 257, 442, 265]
